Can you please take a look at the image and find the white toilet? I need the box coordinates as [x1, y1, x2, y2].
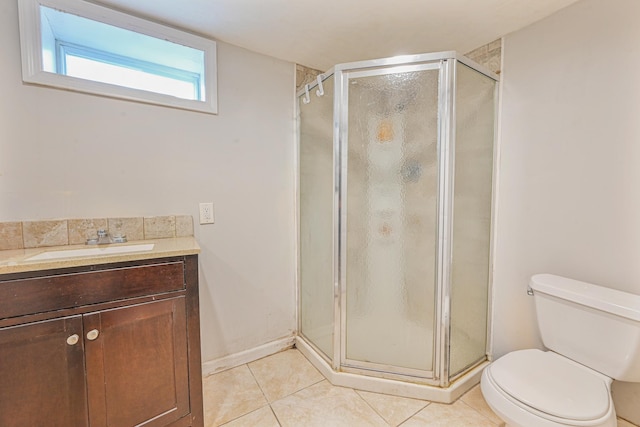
[481, 274, 640, 427]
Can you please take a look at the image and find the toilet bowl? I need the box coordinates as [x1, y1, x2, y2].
[481, 349, 616, 427]
[481, 274, 640, 427]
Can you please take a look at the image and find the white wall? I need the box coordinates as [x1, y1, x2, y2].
[494, 0, 640, 422]
[0, 1, 296, 364]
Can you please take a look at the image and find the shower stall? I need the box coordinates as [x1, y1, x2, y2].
[296, 51, 498, 401]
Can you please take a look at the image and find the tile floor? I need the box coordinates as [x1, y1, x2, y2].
[202, 348, 638, 427]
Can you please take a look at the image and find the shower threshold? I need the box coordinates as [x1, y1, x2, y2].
[295, 336, 488, 404]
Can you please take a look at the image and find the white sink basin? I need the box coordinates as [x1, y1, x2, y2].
[26, 243, 155, 261]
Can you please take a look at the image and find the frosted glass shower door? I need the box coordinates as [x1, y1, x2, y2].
[343, 65, 440, 375]
[299, 76, 335, 360]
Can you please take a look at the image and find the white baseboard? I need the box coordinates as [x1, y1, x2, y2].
[201, 335, 296, 377]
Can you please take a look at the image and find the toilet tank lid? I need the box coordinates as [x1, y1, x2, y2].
[530, 274, 640, 322]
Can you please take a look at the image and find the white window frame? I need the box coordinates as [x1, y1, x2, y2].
[18, 0, 218, 114]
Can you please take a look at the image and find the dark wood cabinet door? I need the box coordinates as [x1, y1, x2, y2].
[84, 297, 190, 427]
[0, 316, 89, 427]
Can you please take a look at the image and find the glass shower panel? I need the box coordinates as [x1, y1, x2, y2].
[449, 63, 496, 376]
[299, 75, 335, 360]
[344, 67, 440, 372]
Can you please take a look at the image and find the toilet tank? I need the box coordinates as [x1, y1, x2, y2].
[530, 274, 640, 382]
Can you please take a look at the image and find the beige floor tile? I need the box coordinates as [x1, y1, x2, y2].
[401, 400, 499, 427]
[356, 390, 429, 426]
[248, 348, 324, 402]
[220, 406, 280, 427]
[618, 418, 639, 427]
[460, 385, 505, 425]
[203, 365, 268, 427]
[271, 380, 388, 427]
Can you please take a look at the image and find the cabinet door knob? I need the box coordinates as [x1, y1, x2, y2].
[86, 329, 100, 341]
[66, 334, 80, 345]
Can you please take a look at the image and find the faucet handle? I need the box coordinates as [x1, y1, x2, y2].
[97, 229, 108, 237]
[112, 234, 127, 243]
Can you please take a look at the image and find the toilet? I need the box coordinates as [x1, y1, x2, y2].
[481, 274, 640, 427]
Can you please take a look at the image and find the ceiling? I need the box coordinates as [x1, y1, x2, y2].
[95, 0, 581, 71]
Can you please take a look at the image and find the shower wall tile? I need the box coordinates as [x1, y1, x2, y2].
[108, 217, 144, 241]
[296, 64, 322, 92]
[68, 218, 108, 245]
[0, 222, 24, 250]
[465, 39, 502, 75]
[22, 220, 68, 248]
[144, 215, 176, 239]
[488, 39, 501, 52]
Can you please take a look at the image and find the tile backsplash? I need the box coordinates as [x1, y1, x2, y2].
[0, 215, 193, 251]
[22, 220, 69, 248]
[0, 222, 23, 250]
[144, 216, 177, 239]
[68, 218, 108, 245]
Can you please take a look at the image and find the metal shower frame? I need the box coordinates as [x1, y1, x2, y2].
[295, 51, 500, 388]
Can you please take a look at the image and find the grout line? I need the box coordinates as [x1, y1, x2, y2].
[457, 398, 502, 426]
[246, 348, 327, 408]
[397, 416, 411, 427]
[216, 404, 274, 427]
[354, 388, 431, 427]
[208, 363, 270, 427]
[271, 377, 327, 402]
[268, 404, 283, 427]
[399, 402, 431, 426]
[352, 389, 394, 426]
[246, 362, 271, 403]
[617, 418, 640, 427]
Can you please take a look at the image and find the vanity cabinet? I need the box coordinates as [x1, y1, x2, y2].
[0, 255, 203, 427]
[0, 314, 88, 426]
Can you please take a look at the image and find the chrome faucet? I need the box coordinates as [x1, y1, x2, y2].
[96, 229, 111, 244]
[86, 229, 127, 245]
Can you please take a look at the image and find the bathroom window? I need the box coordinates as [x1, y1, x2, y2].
[18, 0, 218, 114]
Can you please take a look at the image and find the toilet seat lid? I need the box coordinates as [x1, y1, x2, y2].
[489, 349, 610, 421]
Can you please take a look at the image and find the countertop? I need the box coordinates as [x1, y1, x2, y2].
[0, 236, 200, 275]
